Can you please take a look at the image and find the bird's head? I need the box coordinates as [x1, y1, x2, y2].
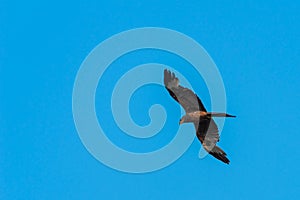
[179, 115, 194, 125]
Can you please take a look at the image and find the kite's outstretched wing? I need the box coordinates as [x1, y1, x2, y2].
[163, 69, 207, 113]
[195, 118, 229, 164]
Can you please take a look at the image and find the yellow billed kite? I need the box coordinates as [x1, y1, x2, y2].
[164, 69, 236, 164]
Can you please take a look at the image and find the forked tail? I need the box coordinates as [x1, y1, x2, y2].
[209, 145, 230, 164]
[207, 112, 236, 118]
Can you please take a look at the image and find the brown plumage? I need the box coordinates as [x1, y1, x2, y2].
[164, 69, 236, 164]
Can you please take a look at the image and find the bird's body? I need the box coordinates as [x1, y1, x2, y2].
[164, 69, 236, 164]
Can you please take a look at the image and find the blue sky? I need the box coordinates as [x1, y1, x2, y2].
[1, 0, 300, 199]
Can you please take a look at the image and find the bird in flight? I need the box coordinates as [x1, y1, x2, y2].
[164, 69, 235, 164]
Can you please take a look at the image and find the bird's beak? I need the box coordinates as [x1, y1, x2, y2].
[179, 119, 184, 125]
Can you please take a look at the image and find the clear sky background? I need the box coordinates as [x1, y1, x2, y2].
[1, 1, 300, 199]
